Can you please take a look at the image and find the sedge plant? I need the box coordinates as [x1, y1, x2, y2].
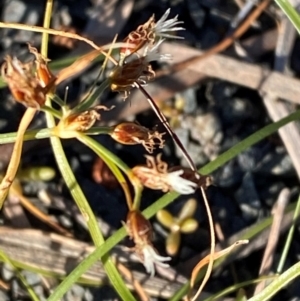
[0, 1, 300, 301]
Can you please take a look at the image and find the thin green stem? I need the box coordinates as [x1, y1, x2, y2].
[0, 250, 40, 301]
[132, 181, 144, 210]
[200, 108, 300, 175]
[46, 111, 136, 300]
[202, 276, 276, 301]
[78, 134, 131, 174]
[41, 105, 62, 119]
[41, 0, 53, 56]
[275, 0, 300, 34]
[73, 79, 110, 113]
[0, 126, 112, 144]
[85, 126, 113, 135]
[50, 94, 66, 107]
[248, 261, 300, 301]
[277, 194, 300, 273]
[76, 133, 134, 210]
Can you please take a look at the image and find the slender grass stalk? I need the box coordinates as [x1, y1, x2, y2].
[0, 108, 36, 208]
[275, 0, 300, 33]
[41, 105, 62, 119]
[46, 94, 136, 301]
[0, 251, 40, 301]
[247, 261, 300, 301]
[41, 12, 135, 300]
[202, 276, 276, 301]
[200, 108, 300, 175]
[76, 134, 144, 211]
[74, 79, 110, 113]
[277, 194, 300, 274]
[0, 127, 112, 144]
[41, 0, 52, 55]
[76, 133, 134, 210]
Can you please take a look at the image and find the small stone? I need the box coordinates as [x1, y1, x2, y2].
[186, 0, 206, 29]
[235, 172, 261, 221]
[83, 289, 93, 301]
[0, 290, 9, 301]
[58, 215, 73, 229]
[255, 147, 294, 176]
[186, 113, 223, 146]
[72, 284, 85, 296]
[259, 182, 286, 207]
[174, 127, 189, 152]
[237, 147, 262, 172]
[22, 270, 41, 286]
[34, 285, 46, 301]
[2, 0, 43, 46]
[11, 278, 22, 299]
[175, 88, 197, 114]
[214, 160, 243, 187]
[2, 263, 14, 281]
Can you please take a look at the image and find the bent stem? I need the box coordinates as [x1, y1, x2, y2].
[189, 187, 216, 301]
[0, 0, 53, 209]
[0, 108, 36, 208]
[76, 132, 134, 210]
[136, 82, 196, 170]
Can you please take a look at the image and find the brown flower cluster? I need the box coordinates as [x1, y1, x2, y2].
[53, 105, 112, 138]
[0, 10, 203, 279]
[125, 210, 171, 277]
[110, 122, 165, 153]
[132, 154, 208, 195]
[1, 45, 56, 109]
[109, 9, 184, 98]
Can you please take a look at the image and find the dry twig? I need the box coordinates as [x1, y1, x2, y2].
[254, 188, 290, 294]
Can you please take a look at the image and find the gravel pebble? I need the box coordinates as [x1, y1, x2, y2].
[0, 290, 9, 301]
[1, 0, 42, 47]
[2, 263, 15, 281]
[235, 172, 261, 221]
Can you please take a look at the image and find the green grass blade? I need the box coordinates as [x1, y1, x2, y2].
[202, 276, 275, 301]
[247, 261, 300, 301]
[200, 108, 300, 175]
[0, 250, 40, 301]
[275, 0, 300, 33]
[277, 194, 300, 273]
[44, 129, 135, 300]
[0, 127, 111, 144]
[74, 79, 110, 113]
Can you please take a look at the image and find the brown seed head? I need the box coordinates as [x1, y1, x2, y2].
[167, 166, 212, 189]
[54, 109, 99, 138]
[125, 209, 171, 276]
[132, 154, 199, 194]
[111, 122, 165, 153]
[126, 210, 153, 246]
[109, 57, 155, 99]
[1, 45, 56, 108]
[120, 15, 156, 62]
[54, 105, 113, 139]
[28, 45, 56, 89]
[132, 154, 171, 192]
